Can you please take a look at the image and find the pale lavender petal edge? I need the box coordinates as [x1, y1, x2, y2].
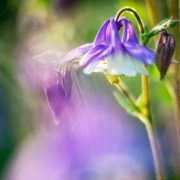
[61, 43, 93, 64]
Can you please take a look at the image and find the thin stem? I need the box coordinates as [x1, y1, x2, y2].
[141, 53, 164, 180]
[141, 64, 152, 121]
[114, 82, 141, 113]
[135, 113, 163, 180]
[141, 64, 165, 180]
[115, 7, 144, 34]
[145, 120, 164, 180]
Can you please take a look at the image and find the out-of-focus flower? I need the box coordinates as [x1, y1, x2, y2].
[62, 17, 154, 76]
[44, 64, 73, 122]
[155, 31, 176, 80]
[6, 70, 151, 180]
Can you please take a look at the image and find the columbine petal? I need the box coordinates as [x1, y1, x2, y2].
[94, 19, 110, 45]
[62, 43, 93, 63]
[125, 43, 154, 64]
[81, 46, 113, 74]
[108, 54, 136, 76]
[120, 18, 138, 43]
[80, 45, 112, 67]
[110, 18, 124, 50]
[132, 60, 148, 74]
[84, 61, 107, 74]
[107, 53, 148, 76]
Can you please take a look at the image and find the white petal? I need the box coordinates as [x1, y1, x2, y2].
[107, 54, 136, 76]
[132, 59, 148, 75]
[107, 53, 148, 76]
[84, 61, 107, 74]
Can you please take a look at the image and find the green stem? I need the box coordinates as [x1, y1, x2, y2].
[134, 110, 164, 180]
[141, 68, 164, 180]
[115, 7, 144, 34]
[141, 64, 152, 121]
[115, 7, 165, 180]
[115, 82, 141, 113]
[138, 114, 164, 180]
[145, 121, 164, 180]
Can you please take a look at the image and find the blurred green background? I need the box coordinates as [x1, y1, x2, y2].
[0, 0, 179, 179]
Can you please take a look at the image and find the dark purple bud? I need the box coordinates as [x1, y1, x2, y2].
[155, 31, 176, 80]
[44, 69, 72, 121]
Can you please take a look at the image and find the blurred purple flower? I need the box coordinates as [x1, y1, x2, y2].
[62, 17, 155, 76]
[6, 70, 151, 180]
[44, 65, 72, 122]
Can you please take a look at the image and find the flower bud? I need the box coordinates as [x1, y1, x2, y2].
[155, 31, 176, 80]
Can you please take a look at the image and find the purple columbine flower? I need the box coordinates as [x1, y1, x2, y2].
[44, 17, 155, 120]
[62, 17, 155, 76]
[44, 65, 73, 122]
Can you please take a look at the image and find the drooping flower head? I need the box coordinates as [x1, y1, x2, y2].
[62, 17, 155, 76]
[44, 17, 155, 121]
[155, 31, 176, 80]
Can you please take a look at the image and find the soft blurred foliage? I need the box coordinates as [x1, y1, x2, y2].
[0, 0, 179, 179]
